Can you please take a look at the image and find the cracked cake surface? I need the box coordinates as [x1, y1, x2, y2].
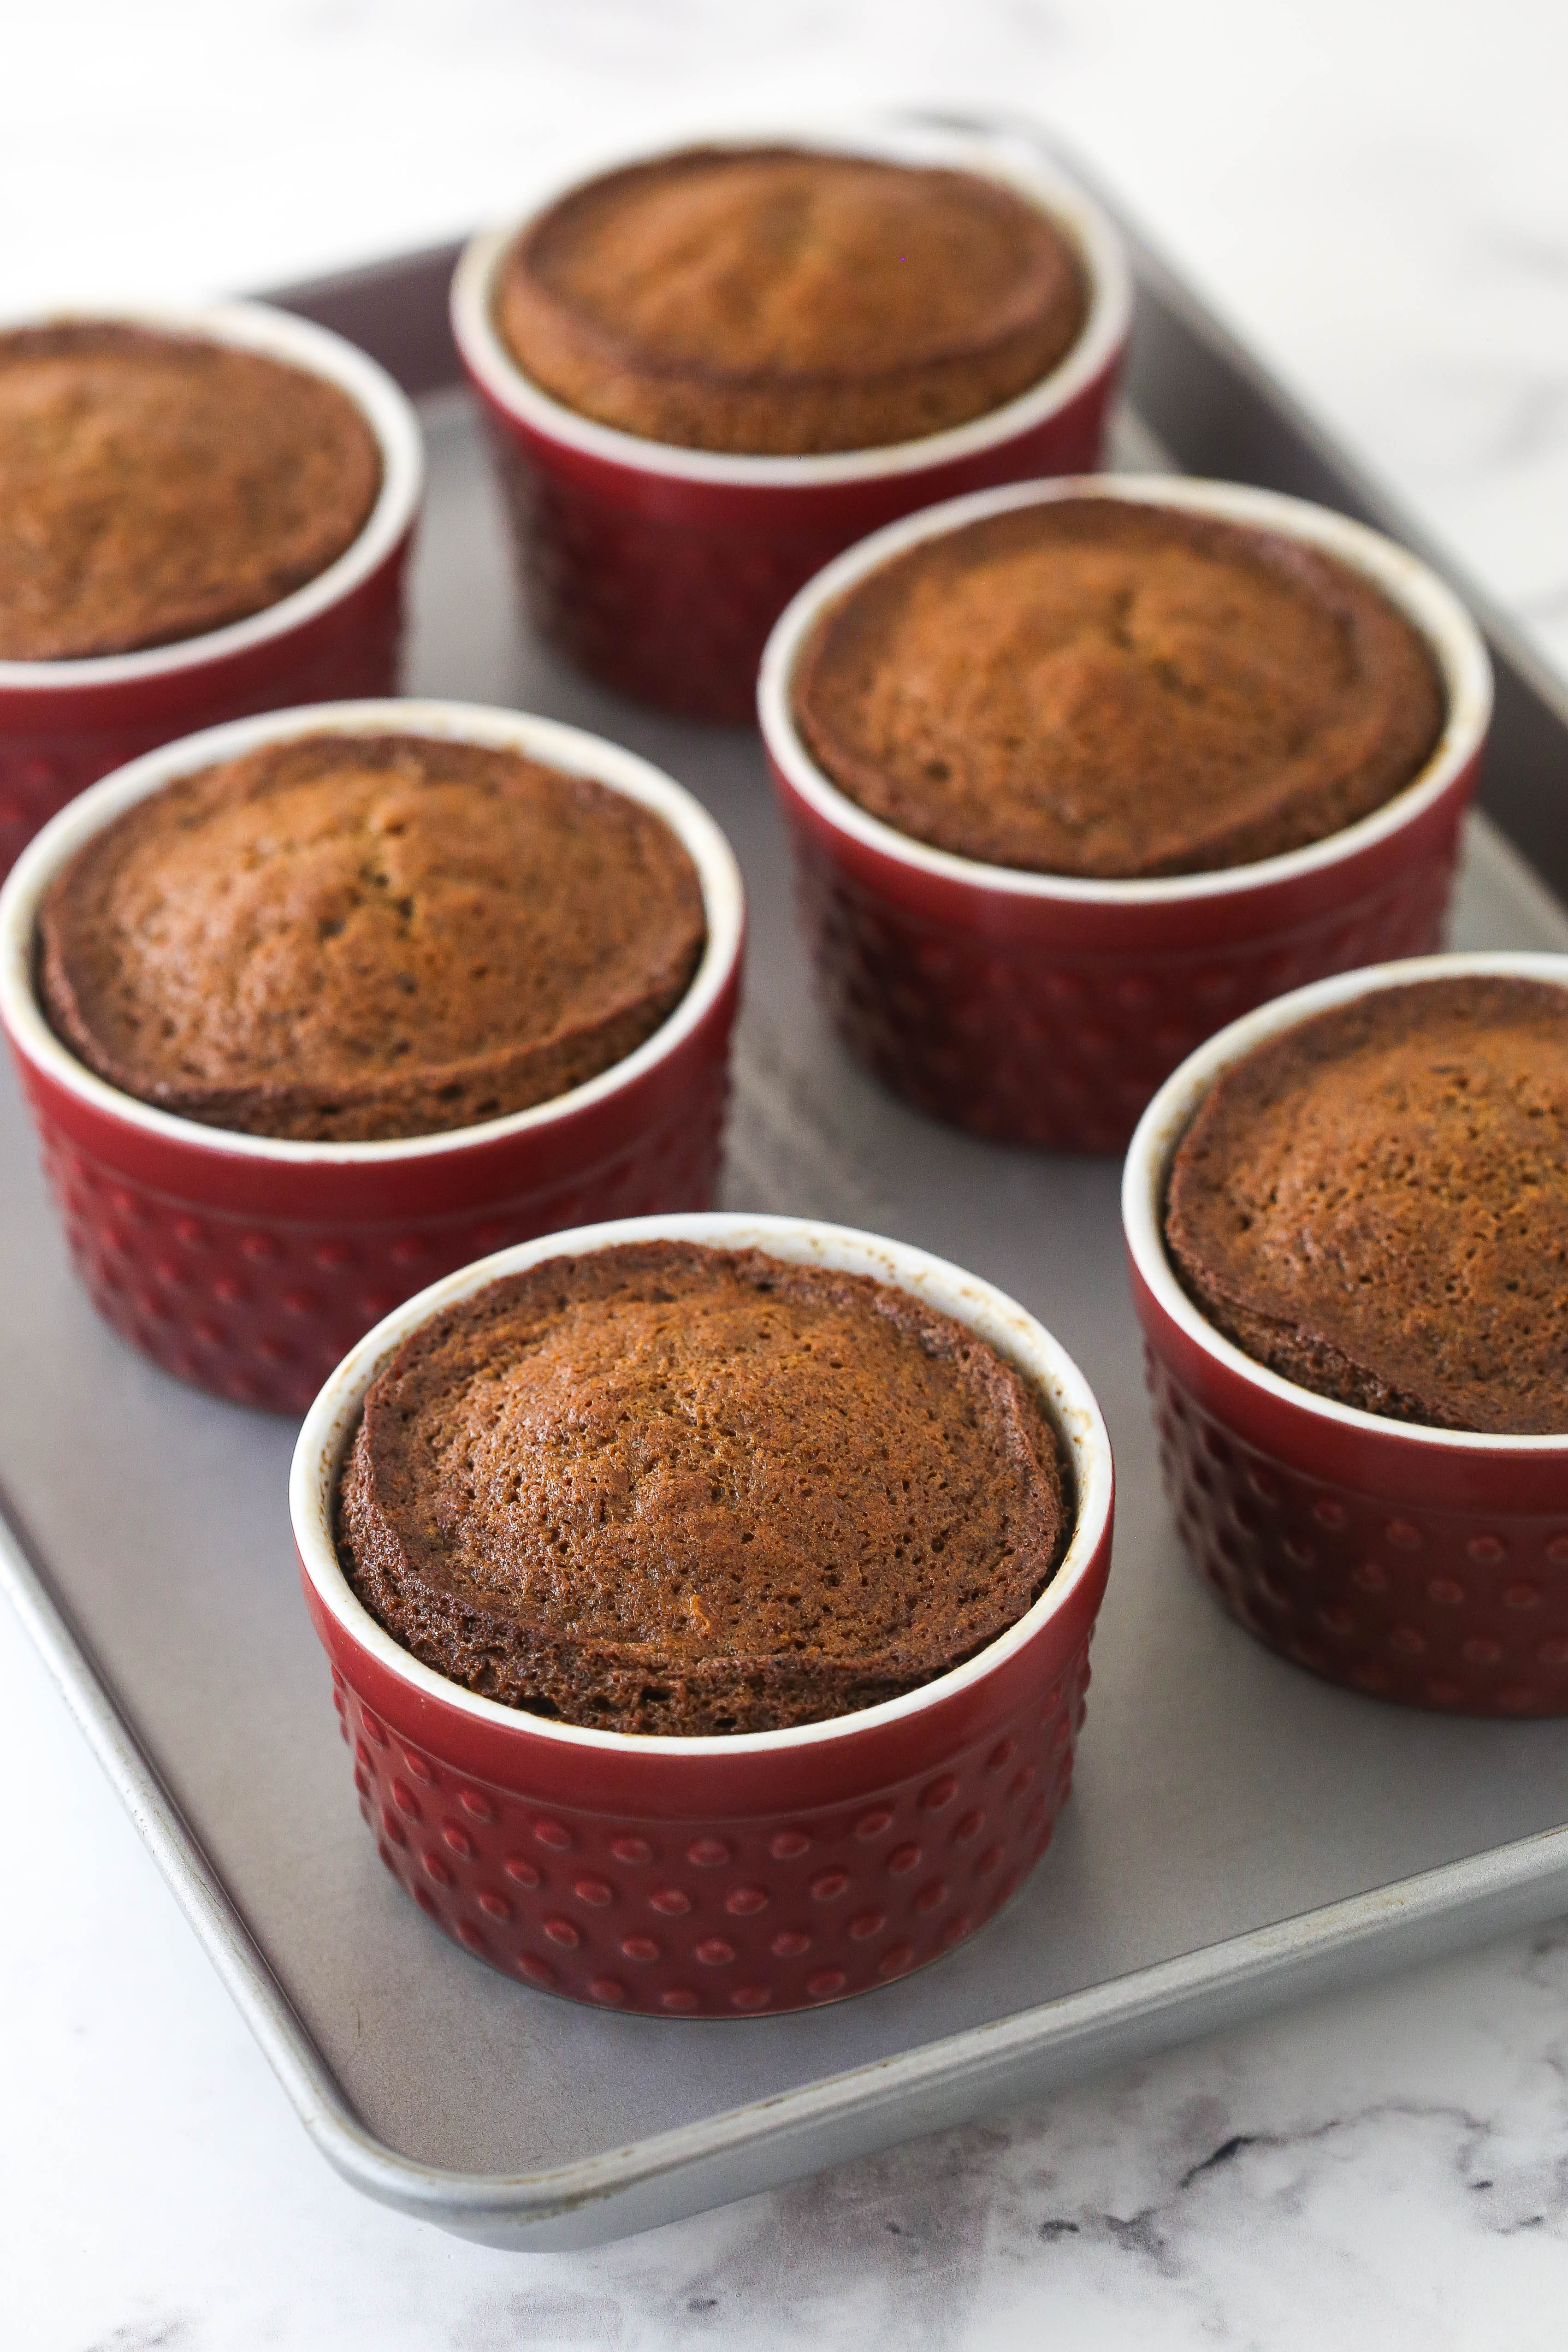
[1164, 975, 1568, 1435]
[792, 498, 1446, 877]
[337, 1241, 1070, 1735]
[494, 144, 1087, 455]
[37, 731, 706, 1142]
[0, 320, 382, 661]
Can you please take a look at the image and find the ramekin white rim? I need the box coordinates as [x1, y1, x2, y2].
[0, 302, 425, 689]
[290, 1210, 1115, 1758]
[450, 119, 1133, 490]
[758, 473, 1494, 906]
[1122, 949, 1568, 1455]
[0, 698, 745, 1167]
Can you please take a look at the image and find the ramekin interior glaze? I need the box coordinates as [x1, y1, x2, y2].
[291, 1210, 1115, 1760]
[0, 697, 745, 1168]
[0, 302, 425, 691]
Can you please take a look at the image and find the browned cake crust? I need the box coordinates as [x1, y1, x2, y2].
[0, 322, 382, 662]
[793, 499, 1446, 877]
[1164, 977, 1568, 1435]
[493, 145, 1087, 456]
[37, 733, 706, 1143]
[337, 1242, 1069, 1735]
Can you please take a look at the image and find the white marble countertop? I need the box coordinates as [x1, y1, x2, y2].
[6, 2, 1568, 2343]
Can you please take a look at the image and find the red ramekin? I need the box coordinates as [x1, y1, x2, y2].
[1124, 950, 1568, 1716]
[450, 124, 1132, 722]
[290, 1210, 1115, 2016]
[0, 301, 425, 877]
[0, 700, 745, 1415]
[759, 475, 1494, 1154]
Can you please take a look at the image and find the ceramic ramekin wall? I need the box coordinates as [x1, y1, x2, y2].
[760, 475, 1493, 1154]
[1124, 951, 1568, 1715]
[291, 1211, 1115, 2015]
[0, 304, 425, 877]
[0, 701, 745, 1414]
[451, 125, 1131, 722]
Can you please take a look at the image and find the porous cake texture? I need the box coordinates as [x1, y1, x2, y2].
[495, 145, 1086, 455]
[38, 733, 706, 1142]
[0, 321, 381, 660]
[793, 498, 1445, 877]
[1164, 976, 1568, 1434]
[338, 1242, 1070, 1734]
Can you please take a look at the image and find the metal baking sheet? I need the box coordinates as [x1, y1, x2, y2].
[8, 138, 1568, 2253]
